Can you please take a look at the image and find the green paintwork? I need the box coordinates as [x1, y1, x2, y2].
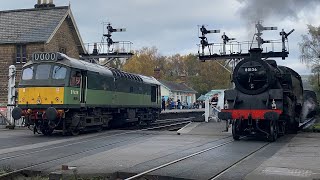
[64, 87, 81, 105]
[63, 87, 161, 108]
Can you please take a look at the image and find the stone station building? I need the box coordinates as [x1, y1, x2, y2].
[0, 0, 86, 105]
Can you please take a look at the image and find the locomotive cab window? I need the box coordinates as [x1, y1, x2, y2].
[52, 66, 67, 80]
[35, 64, 51, 80]
[20, 64, 68, 86]
[70, 70, 81, 87]
[22, 66, 34, 80]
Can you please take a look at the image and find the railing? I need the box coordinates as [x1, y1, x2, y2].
[84, 41, 133, 55]
[198, 39, 289, 57]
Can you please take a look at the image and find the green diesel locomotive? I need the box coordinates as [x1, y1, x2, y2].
[12, 52, 161, 135]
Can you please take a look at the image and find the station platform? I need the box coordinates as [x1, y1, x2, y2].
[245, 132, 320, 180]
[159, 108, 204, 121]
[160, 108, 204, 114]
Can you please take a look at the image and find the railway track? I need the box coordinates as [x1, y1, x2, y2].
[123, 139, 271, 180]
[299, 117, 316, 130]
[0, 118, 192, 179]
[122, 117, 193, 130]
[0, 117, 287, 180]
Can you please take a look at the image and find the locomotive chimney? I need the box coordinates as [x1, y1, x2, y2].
[249, 48, 263, 60]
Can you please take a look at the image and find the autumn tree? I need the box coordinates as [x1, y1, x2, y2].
[161, 54, 232, 95]
[299, 25, 320, 92]
[122, 46, 232, 96]
[190, 60, 232, 95]
[123, 47, 161, 76]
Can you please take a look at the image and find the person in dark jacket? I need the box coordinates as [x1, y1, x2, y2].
[162, 96, 166, 111]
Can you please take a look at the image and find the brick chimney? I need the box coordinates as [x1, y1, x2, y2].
[154, 66, 161, 79]
[180, 74, 186, 83]
[35, 0, 55, 8]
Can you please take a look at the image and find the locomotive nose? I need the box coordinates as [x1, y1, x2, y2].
[46, 107, 58, 121]
[12, 107, 23, 120]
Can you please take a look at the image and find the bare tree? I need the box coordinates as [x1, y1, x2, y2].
[299, 25, 320, 70]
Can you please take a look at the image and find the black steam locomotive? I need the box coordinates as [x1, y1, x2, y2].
[218, 48, 304, 141]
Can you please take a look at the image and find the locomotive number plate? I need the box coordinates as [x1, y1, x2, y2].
[244, 67, 258, 72]
[32, 53, 57, 62]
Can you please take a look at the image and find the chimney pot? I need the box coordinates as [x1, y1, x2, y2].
[154, 66, 161, 79]
[35, 0, 55, 8]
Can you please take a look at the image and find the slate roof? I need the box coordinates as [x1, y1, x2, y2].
[158, 80, 197, 93]
[0, 6, 69, 44]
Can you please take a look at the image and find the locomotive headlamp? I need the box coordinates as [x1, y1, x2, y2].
[271, 99, 277, 109]
[37, 98, 41, 104]
[224, 100, 229, 109]
[27, 109, 32, 114]
[57, 110, 65, 116]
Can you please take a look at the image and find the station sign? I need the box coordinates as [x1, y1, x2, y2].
[32, 52, 60, 62]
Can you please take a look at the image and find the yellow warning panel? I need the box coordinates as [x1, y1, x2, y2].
[18, 87, 64, 105]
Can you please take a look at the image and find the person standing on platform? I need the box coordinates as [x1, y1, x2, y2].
[211, 94, 218, 107]
[162, 96, 166, 111]
[168, 98, 172, 110]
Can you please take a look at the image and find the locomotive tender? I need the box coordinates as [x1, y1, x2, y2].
[12, 52, 161, 135]
[218, 48, 303, 141]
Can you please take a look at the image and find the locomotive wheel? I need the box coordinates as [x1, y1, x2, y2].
[232, 120, 240, 141]
[291, 122, 299, 134]
[96, 126, 103, 132]
[286, 121, 299, 134]
[278, 121, 285, 136]
[71, 128, 80, 136]
[267, 120, 278, 142]
[41, 128, 54, 136]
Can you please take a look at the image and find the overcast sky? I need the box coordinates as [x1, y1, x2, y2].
[1, 0, 320, 75]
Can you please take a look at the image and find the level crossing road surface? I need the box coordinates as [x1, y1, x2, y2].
[0, 121, 318, 180]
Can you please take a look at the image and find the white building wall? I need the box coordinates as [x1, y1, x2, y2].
[172, 91, 196, 104]
[160, 85, 170, 98]
[158, 82, 197, 106]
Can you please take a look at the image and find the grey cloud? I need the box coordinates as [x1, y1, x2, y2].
[237, 0, 319, 22]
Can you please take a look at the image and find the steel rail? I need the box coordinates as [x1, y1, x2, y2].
[209, 142, 271, 180]
[0, 120, 191, 162]
[299, 117, 315, 130]
[124, 139, 234, 180]
[0, 135, 148, 178]
[0, 121, 224, 179]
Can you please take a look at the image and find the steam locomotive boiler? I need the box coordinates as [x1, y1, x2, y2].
[218, 48, 303, 141]
[198, 22, 304, 142]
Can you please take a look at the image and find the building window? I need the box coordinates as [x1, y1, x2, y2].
[16, 45, 27, 63]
